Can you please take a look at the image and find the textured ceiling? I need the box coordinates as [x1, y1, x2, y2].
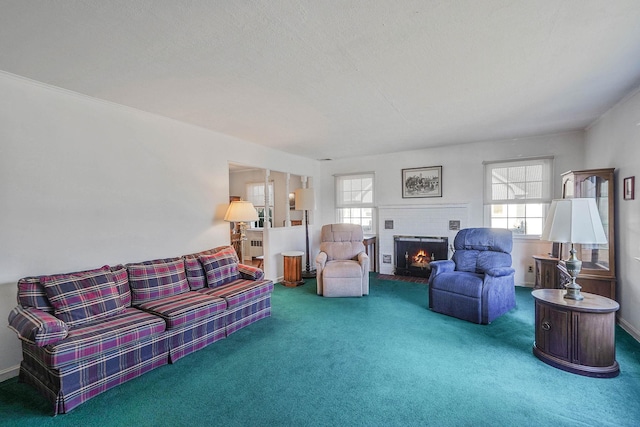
[2, 1, 640, 160]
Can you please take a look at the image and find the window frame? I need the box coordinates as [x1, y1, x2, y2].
[334, 172, 376, 234]
[483, 157, 554, 237]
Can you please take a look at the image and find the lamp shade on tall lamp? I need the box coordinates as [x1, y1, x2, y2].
[224, 201, 259, 262]
[295, 188, 316, 278]
[541, 198, 607, 300]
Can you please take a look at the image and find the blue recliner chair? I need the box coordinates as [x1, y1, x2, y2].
[428, 228, 516, 324]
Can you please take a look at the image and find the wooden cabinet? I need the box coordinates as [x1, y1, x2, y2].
[559, 168, 616, 300]
[532, 254, 561, 289]
[363, 235, 377, 272]
[532, 289, 619, 378]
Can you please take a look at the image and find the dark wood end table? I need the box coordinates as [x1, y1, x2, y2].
[532, 289, 619, 378]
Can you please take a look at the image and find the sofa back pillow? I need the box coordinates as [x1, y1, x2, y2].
[41, 266, 125, 328]
[184, 246, 239, 290]
[184, 249, 218, 290]
[17, 277, 54, 313]
[126, 257, 189, 305]
[110, 265, 132, 307]
[199, 248, 240, 288]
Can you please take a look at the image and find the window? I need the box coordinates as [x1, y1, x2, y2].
[484, 157, 553, 235]
[246, 182, 274, 228]
[335, 173, 375, 233]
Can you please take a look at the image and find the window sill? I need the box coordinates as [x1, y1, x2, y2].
[512, 234, 544, 241]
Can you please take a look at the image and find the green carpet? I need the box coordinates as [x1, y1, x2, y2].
[1, 275, 639, 426]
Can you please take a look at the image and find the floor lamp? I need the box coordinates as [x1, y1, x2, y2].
[541, 198, 607, 301]
[295, 187, 316, 278]
[224, 200, 259, 263]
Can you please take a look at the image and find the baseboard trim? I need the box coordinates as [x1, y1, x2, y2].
[0, 364, 19, 383]
[618, 317, 640, 343]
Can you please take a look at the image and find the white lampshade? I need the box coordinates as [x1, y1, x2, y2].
[541, 198, 607, 244]
[294, 188, 315, 211]
[224, 201, 259, 222]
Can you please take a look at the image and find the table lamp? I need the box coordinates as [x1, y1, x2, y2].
[540, 198, 607, 300]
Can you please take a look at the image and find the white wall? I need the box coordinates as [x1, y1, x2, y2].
[318, 132, 586, 286]
[0, 72, 319, 380]
[584, 85, 640, 340]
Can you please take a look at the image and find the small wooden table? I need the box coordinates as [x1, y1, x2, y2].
[363, 235, 377, 272]
[532, 289, 619, 378]
[282, 251, 304, 287]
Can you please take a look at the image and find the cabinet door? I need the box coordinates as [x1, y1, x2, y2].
[535, 302, 570, 362]
[575, 311, 616, 367]
[560, 169, 616, 287]
[576, 173, 613, 277]
[540, 262, 556, 288]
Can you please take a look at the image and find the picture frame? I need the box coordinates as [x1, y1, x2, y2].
[402, 166, 442, 198]
[624, 176, 635, 200]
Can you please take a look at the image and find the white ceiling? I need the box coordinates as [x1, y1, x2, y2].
[2, 1, 640, 160]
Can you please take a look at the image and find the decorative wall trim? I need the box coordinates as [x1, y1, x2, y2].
[0, 365, 19, 382]
[618, 317, 640, 343]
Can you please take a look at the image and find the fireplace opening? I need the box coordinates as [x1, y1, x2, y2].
[394, 236, 448, 278]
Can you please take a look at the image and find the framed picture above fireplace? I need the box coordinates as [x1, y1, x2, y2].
[402, 166, 442, 198]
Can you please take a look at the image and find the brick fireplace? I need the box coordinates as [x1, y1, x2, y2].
[394, 236, 448, 278]
[377, 204, 469, 276]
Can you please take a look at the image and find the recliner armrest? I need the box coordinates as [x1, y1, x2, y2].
[485, 267, 515, 278]
[315, 252, 327, 271]
[357, 251, 370, 272]
[429, 260, 455, 276]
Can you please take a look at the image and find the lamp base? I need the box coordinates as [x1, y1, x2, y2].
[564, 245, 584, 301]
[301, 269, 316, 279]
[564, 281, 584, 301]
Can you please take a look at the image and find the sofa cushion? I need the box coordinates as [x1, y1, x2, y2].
[30, 307, 166, 369]
[323, 260, 363, 278]
[198, 279, 274, 309]
[183, 246, 239, 290]
[17, 277, 54, 313]
[199, 248, 241, 288]
[110, 265, 132, 307]
[8, 306, 69, 346]
[126, 258, 189, 305]
[183, 256, 210, 291]
[136, 291, 227, 329]
[41, 266, 125, 328]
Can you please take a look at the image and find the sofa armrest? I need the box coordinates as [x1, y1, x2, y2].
[238, 263, 265, 281]
[8, 306, 68, 346]
[485, 267, 515, 278]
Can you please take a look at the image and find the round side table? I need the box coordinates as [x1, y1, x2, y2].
[282, 251, 304, 287]
[532, 289, 619, 378]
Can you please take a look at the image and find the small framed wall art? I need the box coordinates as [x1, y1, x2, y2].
[402, 166, 442, 198]
[624, 176, 635, 200]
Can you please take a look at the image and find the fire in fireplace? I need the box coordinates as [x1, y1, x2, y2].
[394, 236, 448, 278]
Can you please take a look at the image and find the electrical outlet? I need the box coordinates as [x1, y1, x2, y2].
[527, 265, 533, 273]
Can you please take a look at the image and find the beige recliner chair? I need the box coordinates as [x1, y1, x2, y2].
[315, 224, 369, 297]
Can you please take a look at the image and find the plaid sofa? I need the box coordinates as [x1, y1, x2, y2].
[7, 246, 273, 415]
